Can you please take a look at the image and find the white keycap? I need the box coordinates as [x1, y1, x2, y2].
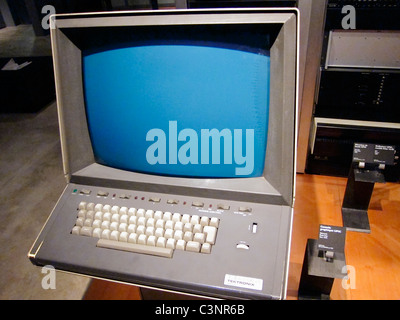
[172, 213, 181, 222]
[120, 207, 128, 215]
[147, 235, 156, 246]
[166, 238, 176, 249]
[97, 239, 173, 258]
[145, 210, 154, 219]
[155, 228, 164, 238]
[203, 226, 217, 245]
[146, 218, 155, 228]
[154, 211, 163, 220]
[111, 213, 120, 223]
[101, 229, 111, 239]
[201, 243, 211, 254]
[136, 225, 145, 235]
[78, 201, 87, 210]
[164, 229, 174, 239]
[186, 241, 201, 253]
[86, 211, 95, 220]
[138, 234, 147, 245]
[94, 211, 103, 220]
[137, 209, 145, 217]
[210, 217, 219, 228]
[84, 218, 93, 227]
[176, 239, 186, 250]
[127, 224, 136, 234]
[128, 215, 137, 225]
[128, 208, 137, 216]
[145, 227, 155, 237]
[165, 220, 175, 230]
[94, 203, 103, 212]
[156, 237, 166, 248]
[87, 203, 95, 211]
[155, 219, 165, 229]
[111, 206, 120, 215]
[120, 214, 129, 224]
[119, 231, 128, 242]
[163, 212, 172, 221]
[183, 231, 193, 242]
[93, 228, 102, 238]
[190, 215, 200, 225]
[92, 219, 102, 229]
[200, 216, 209, 226]
[71, 226, 81, 235]
[138, 217, 147, 226]
[78, 210, 86, 218]
[103, 212, 111, 222]
[174, 230, 183, 241]
[174, 221, 183, 231]
[110, 222, 118, 231]
[193, 224, 203, 234]
[101, 221, 110, 230]
[80, 226, 92, 237]
[110, 230, 120, 241]
[193, 232, 205, 244]
[181, 214, 190, 224]
[75, 217, 84, 227]
[128, 233, 137, 244]
[183, 223, 193, 232]
[102, 204, 111, 213]
[118, 223, 127, 233]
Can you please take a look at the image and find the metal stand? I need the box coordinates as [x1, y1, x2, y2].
[298, 239, 347, 300]
[341, 142, 399, 233]
[341, 165, 385, 233]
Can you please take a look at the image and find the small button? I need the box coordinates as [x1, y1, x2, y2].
[192, 201, 204, 208]
[119, 194, 131, 199]
[236, 243, 250, 250]
[97, 190, 109, 197]
[80, 189, 91, 195]
[239, 206, 252, 213]
[167, 199, 179, 204]
[149, 197, 161, 203]
[217, 204, 230, 210]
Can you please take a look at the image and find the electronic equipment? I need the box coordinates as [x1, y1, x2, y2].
[28, 9, 299, 300]
[306, 1, 400, 180]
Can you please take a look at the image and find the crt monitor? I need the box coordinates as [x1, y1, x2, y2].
[29, 9, 298, 300]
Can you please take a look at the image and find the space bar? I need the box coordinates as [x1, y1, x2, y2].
[97, 239, 173, 258]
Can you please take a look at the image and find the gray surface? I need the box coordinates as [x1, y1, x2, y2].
[0, 24, 51, 58]
[326, 30, 400, 69]
[0, 103, 90, 299]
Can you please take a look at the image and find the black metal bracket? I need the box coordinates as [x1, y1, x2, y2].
[298, 238, 347, 300]
[341, 142, 398, 233]
[341, 165, 385, 233]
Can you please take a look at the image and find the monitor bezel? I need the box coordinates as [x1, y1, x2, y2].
[50, 8, 298, 207]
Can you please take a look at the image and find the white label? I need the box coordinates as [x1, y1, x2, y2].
[224, 274, 263, 291]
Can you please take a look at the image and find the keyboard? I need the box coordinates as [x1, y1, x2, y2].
[72, 201, 220, 258]
[29, 183, 292, 299]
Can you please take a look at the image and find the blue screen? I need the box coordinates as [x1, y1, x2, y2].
[83, 44, 270, 178]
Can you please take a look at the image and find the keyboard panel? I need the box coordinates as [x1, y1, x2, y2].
[72, 201, 219, 257]
[30, 183, 293, 299]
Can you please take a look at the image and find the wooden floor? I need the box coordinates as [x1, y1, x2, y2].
[83, 173, 400, 300]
